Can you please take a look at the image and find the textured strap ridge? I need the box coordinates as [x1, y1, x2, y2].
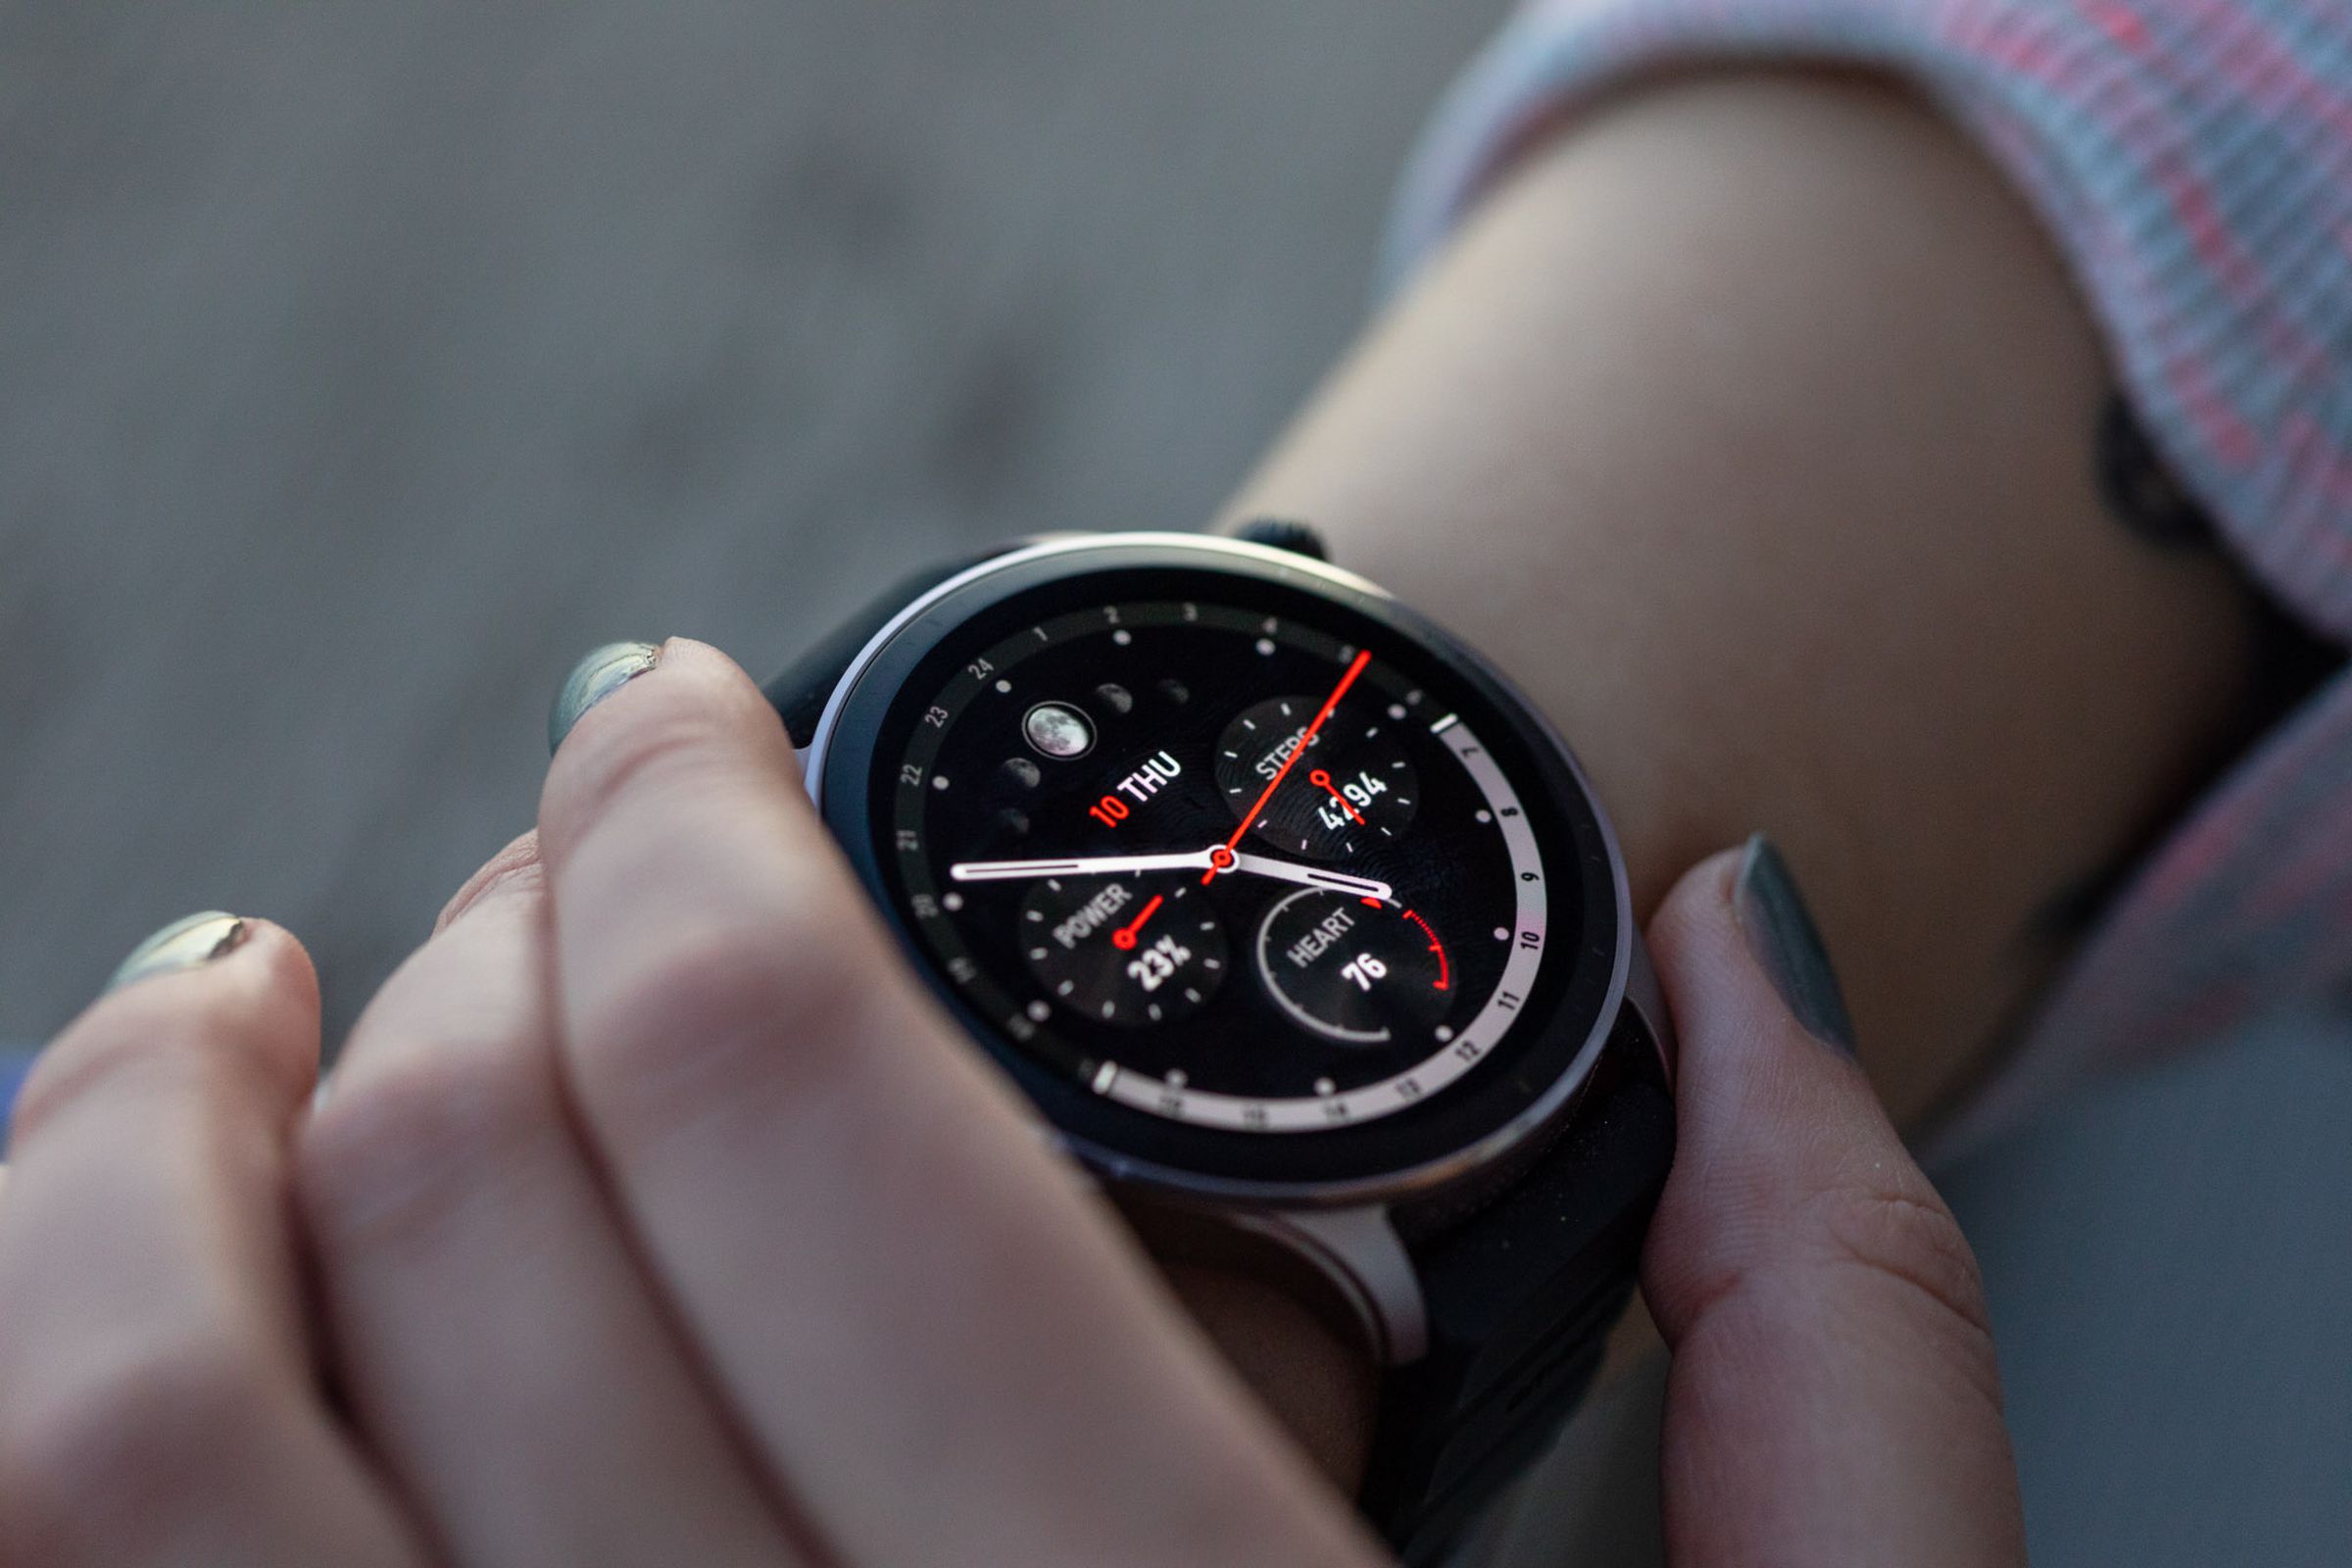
[1364, 1008, 1673, 1564]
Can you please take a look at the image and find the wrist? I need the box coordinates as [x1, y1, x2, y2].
[1227, 72, 2256, 1126]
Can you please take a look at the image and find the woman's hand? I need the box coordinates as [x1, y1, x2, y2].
[0, 638, 2024, 1566]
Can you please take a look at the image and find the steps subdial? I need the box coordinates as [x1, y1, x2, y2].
[1215, 695, 1417, 858]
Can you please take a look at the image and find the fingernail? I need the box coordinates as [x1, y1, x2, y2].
[1732, 834, 1857, 1056]
[549, 641, 662, 754]
[105, 911, 251, 996]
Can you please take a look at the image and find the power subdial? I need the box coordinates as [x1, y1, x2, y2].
[1214, 695, 1418, 858]
[1254, 888, 1453, 1045]
[1018, 877, 1229, 1027]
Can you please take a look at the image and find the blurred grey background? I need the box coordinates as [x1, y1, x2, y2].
[7, 13, 2348, 1565]
[0, 3, 1509, 1043]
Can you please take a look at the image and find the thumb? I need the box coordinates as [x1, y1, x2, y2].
[1642, 837, 2026, 1568]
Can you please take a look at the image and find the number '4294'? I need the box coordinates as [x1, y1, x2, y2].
[1317, 768, 1389, 831]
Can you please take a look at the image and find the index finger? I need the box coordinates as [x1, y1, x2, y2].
[535, 638, 1380, 1568]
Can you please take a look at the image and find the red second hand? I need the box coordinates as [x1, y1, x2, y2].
[1205, 648, 1373, 885]
[1109, 894, 1164, 952]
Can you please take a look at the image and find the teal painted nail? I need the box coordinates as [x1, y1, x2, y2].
[549, 641, 662, 754]
[105, 911, 251, 996]
[1732, 834, 1857, 1056]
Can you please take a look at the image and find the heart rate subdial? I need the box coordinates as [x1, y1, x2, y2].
[1253, 888, 1452, 1045]
[1214, 695, 1417, 859]
[1018, 877, 1228, 1027]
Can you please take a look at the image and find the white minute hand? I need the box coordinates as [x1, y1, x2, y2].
[946, 847, 1392, 903]
[948, 850, 1214, 882]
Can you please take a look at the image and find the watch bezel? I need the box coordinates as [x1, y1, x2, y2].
[805, 533, 1634, 1211]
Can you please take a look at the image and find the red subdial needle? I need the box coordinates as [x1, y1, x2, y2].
[1109, 895, 1164, 952]
[1308, 767, 1365, 825]
[1206, 648, 1374, 885]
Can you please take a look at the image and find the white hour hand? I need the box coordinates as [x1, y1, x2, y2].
[1225, 854, 1392, 903]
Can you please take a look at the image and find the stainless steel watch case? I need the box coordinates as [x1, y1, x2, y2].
[799, 531, 1674, 1368]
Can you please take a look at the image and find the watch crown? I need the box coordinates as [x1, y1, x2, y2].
[1232, 516, 1329, 562]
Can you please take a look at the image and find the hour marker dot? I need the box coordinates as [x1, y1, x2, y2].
[1436, 1026, 1454, 1042]
[1313, 1077, 1337, 1097]
[1026, 1001, 1052, 1021]
[1475, 808, 1493, 823]
[995, 678, 1012, 693]
[1388, 704, 1406, 720]
[931, 776, 950, 791]
[1111, 629, 1132, 646]
[1254, 637, 1276, 656]
[1165, 1070, 1188, 1088]
[1494, 927, 1511, 942]
[942, 893, 963, 911]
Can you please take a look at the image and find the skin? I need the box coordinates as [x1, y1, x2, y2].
[0, 69, 2259, 1563]
[1211, 71, 2263, 1479]
[1229, 72, 2255, 1132]
[0, 639, 2023, 1565]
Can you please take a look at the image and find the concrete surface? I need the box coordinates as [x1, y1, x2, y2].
[0, 3, 1508, 1041]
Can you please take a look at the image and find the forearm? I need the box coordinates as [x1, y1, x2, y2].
[1225, 73, 2256, 1126]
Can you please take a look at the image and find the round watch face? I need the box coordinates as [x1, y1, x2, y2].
[811, 536, 1626, 1199]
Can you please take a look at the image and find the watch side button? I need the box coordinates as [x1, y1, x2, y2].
[1232, 517, 1330, 562]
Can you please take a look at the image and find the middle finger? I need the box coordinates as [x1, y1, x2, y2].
[297, 836, 799, 1568]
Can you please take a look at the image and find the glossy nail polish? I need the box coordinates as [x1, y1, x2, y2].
[549, 640, 661, 754]
[105, 911, 251, 996]
[1732, 834, 1857, 1056]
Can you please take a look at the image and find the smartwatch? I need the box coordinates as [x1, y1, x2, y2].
[766, 526, 1675, 1564]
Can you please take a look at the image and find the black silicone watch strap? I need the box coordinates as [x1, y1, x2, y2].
[763, 547, 1008, 750]
[1362, 1007, 1675, 1565]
